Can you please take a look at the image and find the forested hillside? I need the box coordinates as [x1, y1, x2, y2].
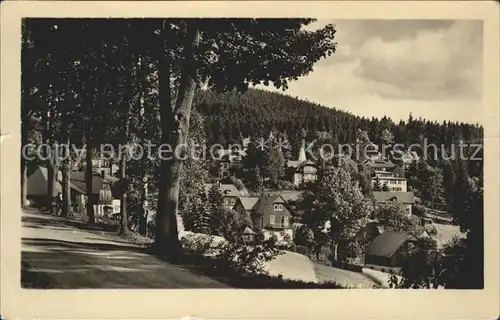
[193, 88, 483, 178]
[194, 88, 483, 148]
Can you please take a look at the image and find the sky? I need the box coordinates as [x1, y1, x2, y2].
[254, 20, 483, 125]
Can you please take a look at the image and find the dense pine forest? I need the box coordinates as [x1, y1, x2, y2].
[193, 88, 483, 175]
[194, 88, 483, 147]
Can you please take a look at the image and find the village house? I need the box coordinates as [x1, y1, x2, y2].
[26, 166, 85, 209]
[372, 170, 408, 192]
[215, 137, 251, 177]
[357, 142, 381, 162]
[364, 231, 416, 273]
[286, 146, 317, 187]
[389, 150, 420, 168]
[204, 182, 244, 209]
[373, 191, 415, 216]
[234, 194, 294, 243]
[362, 158, 397, 174]
[78, 156, 120, 178]
[362, 157, 409, 192]
[26, 165, 121, 216]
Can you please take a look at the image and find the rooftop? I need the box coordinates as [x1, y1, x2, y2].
[373, 191, 415, 204]
[366, 231, 409, 258]
[238, 196, 260, 210]
[204, 183, 242, 197]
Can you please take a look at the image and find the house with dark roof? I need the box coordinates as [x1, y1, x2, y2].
[389, 150, 420, 168]
[214, 137, 250, 177]
[372, 170, 408, 192]
[364, 231, 416, 273]
[233, 194, 294, 243]
[79, 157, 120, 178]
[286, 146, 317, 187]
[26, 166, 85, 206]
[26, 166, 121, 216]
[204, 182, 244, 209]
[362, 158, 397, 174]
[373, 191, 415, 216]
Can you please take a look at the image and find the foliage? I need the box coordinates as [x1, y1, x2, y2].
[393, 184, 483, 289]
[298, 165, 373, 261]
[247, 166, 264, 192]
[180, 232, 281, 275]
[380, 128, 394, 145]
[179, 234, 346, 288]
[229, 176, 245, 191]
[182, 183, 248, 243]
[261, 138, 286, 185]
[293, 224, 315, 248]
[374, 201, 423, 237]
[412, 203, 428, 217]
[178, 109, 210, 209]
[406, 159, 445, 207]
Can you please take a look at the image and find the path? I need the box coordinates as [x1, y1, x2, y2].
[21, 209, 229, 288]
[265, 251, 317, 283]
[313, 262, 378, 288]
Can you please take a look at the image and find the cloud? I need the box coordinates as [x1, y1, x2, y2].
[354, 20, 483, 101]
[255, 19, 483, 124]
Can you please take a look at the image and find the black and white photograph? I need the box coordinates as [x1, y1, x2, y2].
[1, 1, 499, 319]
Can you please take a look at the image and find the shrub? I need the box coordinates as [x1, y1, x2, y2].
[276, 180, 297, 190]
[178, 232, 349, 288]
[412, 204, 428, 217]
[230, 176, 246, 191]
[294, 225, 314, 247]
[424, 224, 438, 237]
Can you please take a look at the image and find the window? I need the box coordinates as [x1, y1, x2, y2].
[280, 216, 289, 228]
[269, 215, 275, 225]
[273, 204, 283, 211]
[230, 199, 235, 206]
[304, 166, 316, 173]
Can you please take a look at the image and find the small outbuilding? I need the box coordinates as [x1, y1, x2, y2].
[364, 231, 414, 273]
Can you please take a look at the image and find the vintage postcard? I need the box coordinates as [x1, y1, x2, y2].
[1, 1, 499, 319]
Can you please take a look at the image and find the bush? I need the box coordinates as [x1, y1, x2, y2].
[178, 232, 347, 288]
[412, 204, 428, 217]
[180, 232, 280, 274]
[230, 176, 246, 191]
[276, 180, 297, 190]
[424, 224, 438, 237]
[294, 225, 314, 247]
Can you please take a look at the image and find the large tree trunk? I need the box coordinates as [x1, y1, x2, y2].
[61, 164, 71, 217]
[118, 147, 130, 236]
[21, 160, 29, 208]
[118, 51, 137, 236]
[139, 179, 148, 235]
[61, 137, 72, 217]
[21, 120, 29, 208]
[47, 149, 59, 215]
[86, 141, 95, 225]
[154, 21, 200, 253]
[21, 152, 28, 208]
